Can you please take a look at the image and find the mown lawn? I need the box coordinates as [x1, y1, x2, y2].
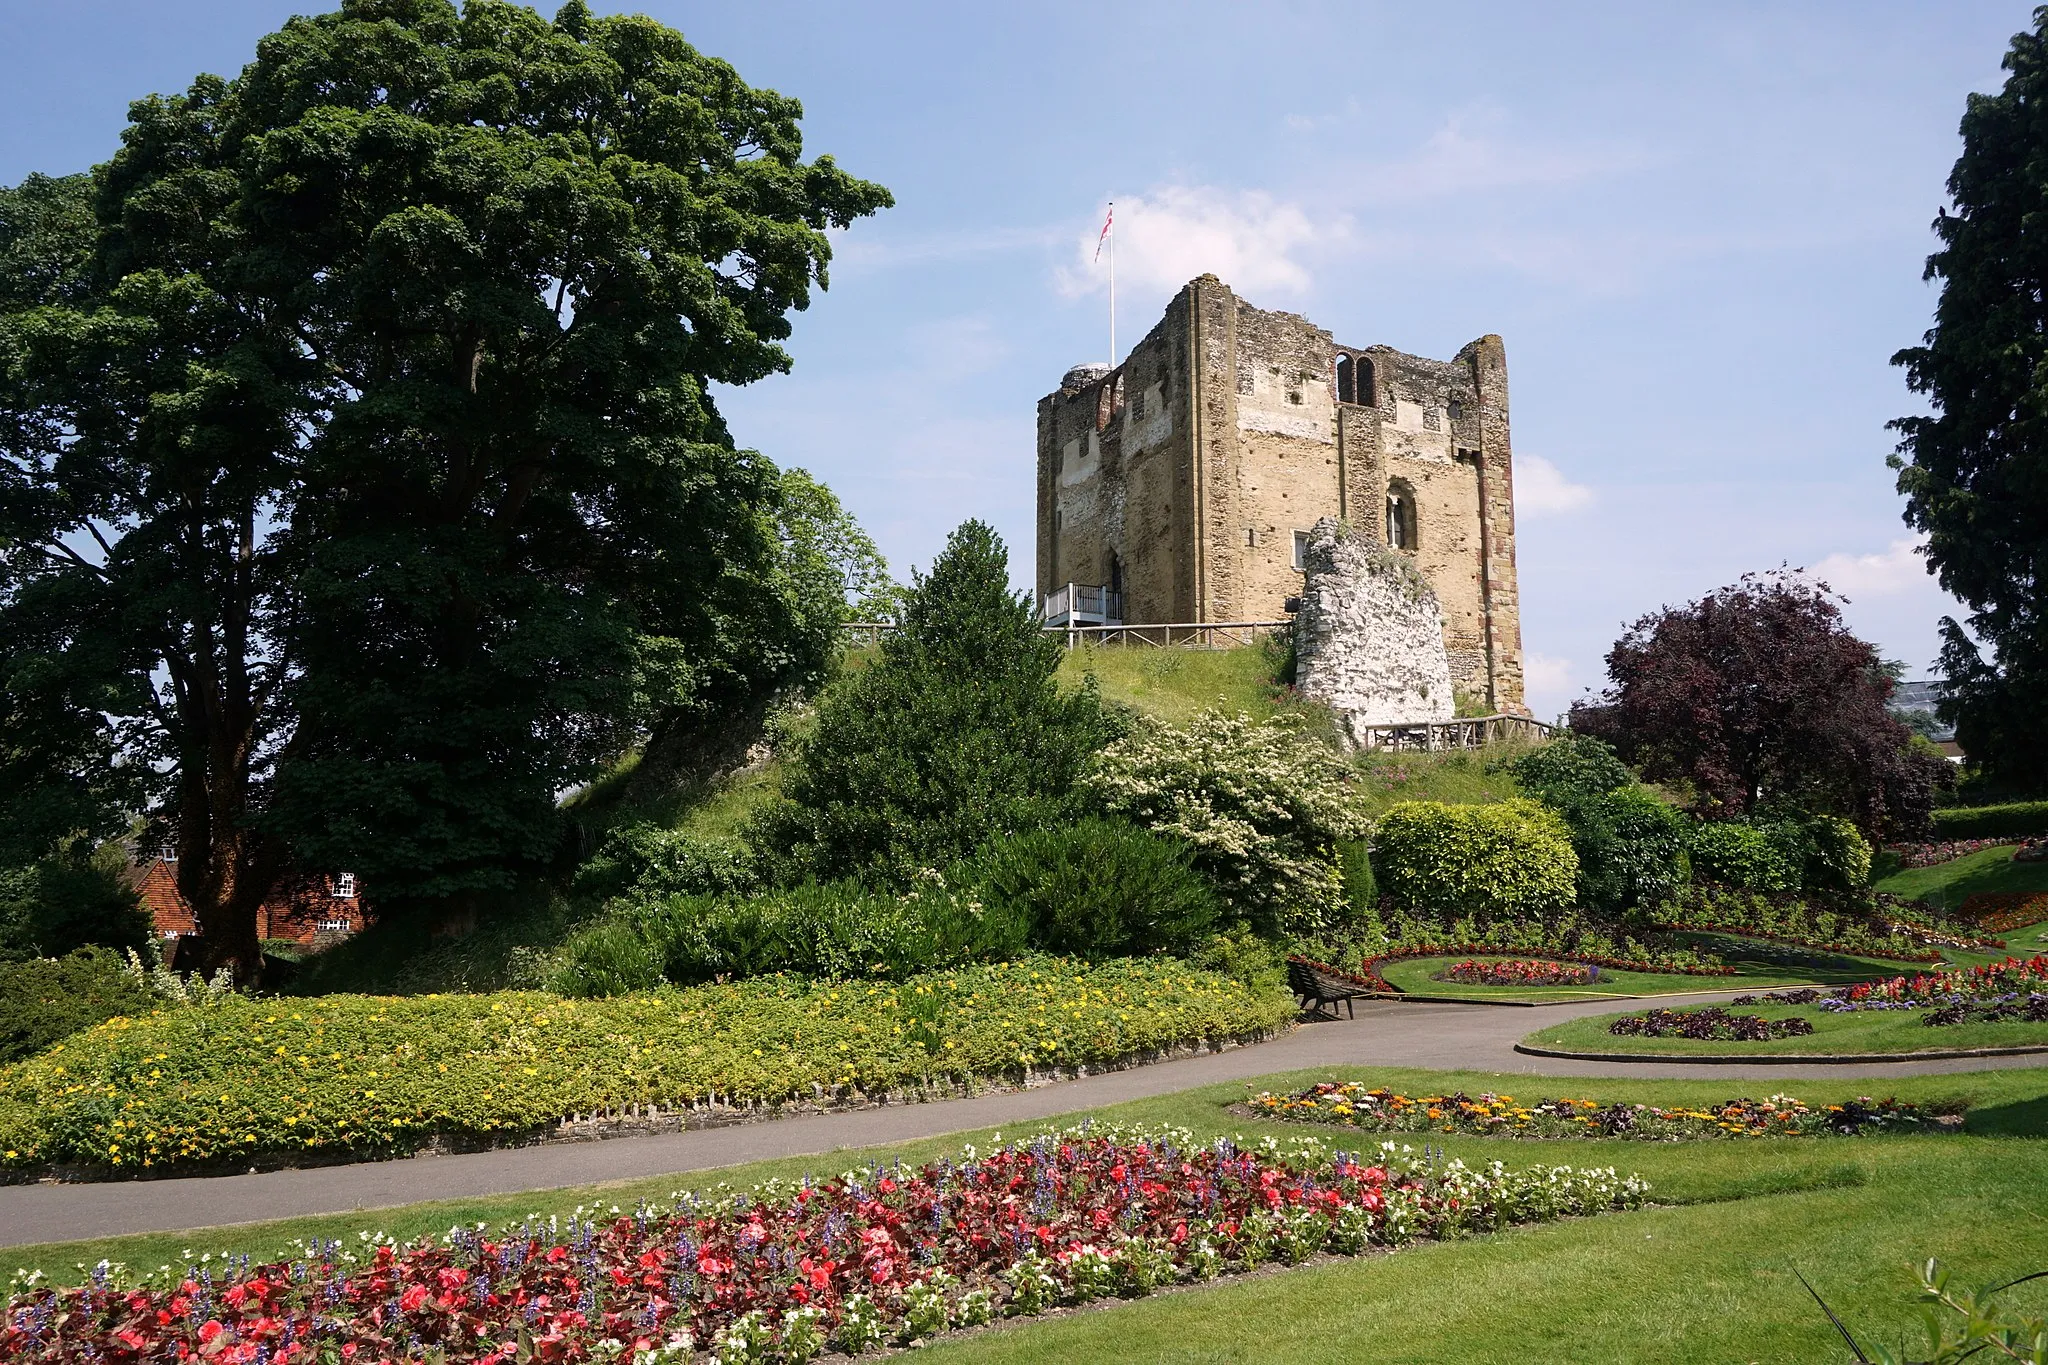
[1877, 842, 2048, 920]
[1375, 956, 1745, 1003]
[7, 1064, 2047, 1365]
[1526, 1002, 2048, 1057]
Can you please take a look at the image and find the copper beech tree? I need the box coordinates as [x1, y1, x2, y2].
[1569, 572, 1951, 839]
[0, 0, 889, 977]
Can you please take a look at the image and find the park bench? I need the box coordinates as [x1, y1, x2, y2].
[1287, 958, 1375, 1020]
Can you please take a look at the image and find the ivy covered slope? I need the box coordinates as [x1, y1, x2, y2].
[0, 959, 1286, 1175]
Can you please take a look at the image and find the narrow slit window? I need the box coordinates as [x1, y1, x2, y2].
[1292, 530, 1310, 571]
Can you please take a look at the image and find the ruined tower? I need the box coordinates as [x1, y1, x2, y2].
[1035, 274, 1527, 714]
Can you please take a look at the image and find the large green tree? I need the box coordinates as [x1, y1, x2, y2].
[0, 0, 888, 975]
[1892, 10, 2048, 784]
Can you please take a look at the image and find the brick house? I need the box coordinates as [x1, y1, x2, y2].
[134, 855, 365, 949]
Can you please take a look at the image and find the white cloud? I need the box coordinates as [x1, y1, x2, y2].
[1057, 186, 1345, 301]
[1809, 534, 1931, 600]
[1516, 455, 1594, 515]
[1524, 652, 1575, 694]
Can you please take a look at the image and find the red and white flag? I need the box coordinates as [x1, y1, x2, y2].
[1095, 203, 1113, 262]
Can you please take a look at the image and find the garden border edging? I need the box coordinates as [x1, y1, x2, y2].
[1512, 1040, 2048, 1066]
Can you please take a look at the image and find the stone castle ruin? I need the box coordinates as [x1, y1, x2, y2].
[1293, 517, 1455, 742]
[1035, 274, 1527, 716]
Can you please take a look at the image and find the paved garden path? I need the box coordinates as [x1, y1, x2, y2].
[5, 988, 2041, 1249]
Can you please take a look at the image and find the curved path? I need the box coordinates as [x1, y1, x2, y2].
[4, 988, 2041, 1249]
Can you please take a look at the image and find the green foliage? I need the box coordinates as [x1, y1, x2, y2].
[571, 825, 758, 905]
[1506, 737, 1690, 913]
[0, 847, 151, 963]
[1801, 813, 1874, 894]
[1084, 710, 1368, 938]
[1686, 821, 1803, 893]
[755, 521, 1114, 885]
[1336, 841, 1379, 937]
[1852, 1258, 2048, 1365]
[1932, 800, 2048, 840]
[1892, 13, 2048, 789]
[0, 1, 888, 970]
[0, 948, 158, 1064]
[967, 819, 1223, 959]
[1352, 747, 1527, 820]
[551, 877, 1026, 994]
[1371, 799, 1579, 921]
[1506, 734, 1634, 806]
[0, 960, 1291, 1173]
[290, 883, 585, 996]
[1646, 885, 1937, 961]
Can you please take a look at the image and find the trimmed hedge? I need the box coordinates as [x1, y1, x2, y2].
[1932, 800, 2048, 841]
[0, 957, 1290, 1175]
[0, 948, 157, 1063]
[1372, 799, 1578, 920]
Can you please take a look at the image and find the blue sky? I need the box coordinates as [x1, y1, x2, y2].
[1, 1, 2026, 718]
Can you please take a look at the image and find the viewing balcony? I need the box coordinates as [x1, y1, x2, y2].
[1042, 582, 1123, 627]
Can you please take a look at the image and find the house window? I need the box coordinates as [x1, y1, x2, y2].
[158, 843, 177, 864]
[333, 872, 357, 899]
[1292, 530, 1311, 571]
[316, 917, 352, 933]
[1386, 480, 1418, 551]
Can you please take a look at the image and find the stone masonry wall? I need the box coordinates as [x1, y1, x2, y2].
[1293, 518, 1454, 744]
[1036, 276, 1525, 713]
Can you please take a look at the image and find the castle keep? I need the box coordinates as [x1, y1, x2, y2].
[1035, 274, 1527, 713]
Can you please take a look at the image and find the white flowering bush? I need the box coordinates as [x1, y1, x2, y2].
[1084, 709, 1369, 936]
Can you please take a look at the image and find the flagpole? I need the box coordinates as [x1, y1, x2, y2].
[1107, 200, 1116, 367]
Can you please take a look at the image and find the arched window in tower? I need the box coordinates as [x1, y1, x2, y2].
[1386, 479, 1418, 552]
[1335, 354, 1354, 405]
[1356, 357, 1377, 408]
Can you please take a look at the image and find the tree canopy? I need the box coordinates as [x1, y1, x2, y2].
[754, 520, 1116, 886]
[1891, 10, 2048, 785]
[1570, 572, 1950, 839]
[0, 0, 889, 973]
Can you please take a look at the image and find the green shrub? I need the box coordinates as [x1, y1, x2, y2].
[551, 877, 1028, 994]
[969, 819, 1222, 958]
[753, 521, 1115, 885]
[0, 947, 158, 1063]
[1505, 734, 1633, 806]
[1574, 787, 1693, 913]
[1371, 799, 1579, 921]
[1336, 840, 1378, 933]
[1084, 710, 1368, 938]
[0, 959, 1291, 1173]
[1800, 813, 1873, 893]
[571, 824, 758, 904]
[1685, 820, 1802, 892]
[1930, 799, 2048, 840]
[0, 849, 152, 963]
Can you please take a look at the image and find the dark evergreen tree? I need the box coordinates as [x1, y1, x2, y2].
[756, 521, 1116, 884]
[1892, 11, 2048, 786]
[0, 0, 889, 975]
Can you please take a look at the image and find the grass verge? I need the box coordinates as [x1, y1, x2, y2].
[1876, 842, 2048, 914]
[1524, 1002, 2048, 1057]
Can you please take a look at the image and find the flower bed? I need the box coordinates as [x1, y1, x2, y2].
[1434, 960, 1596, 987]
[1352, 946, 1733, 994]
[1247, 1082, 1931, 1138]
[1644, 887, 1954, 963]
[1955, 892, 2048, 934]
[1884, 838, 2019, 870]
[1607, 1008, 1816, 1042]
[1924, 994, 2048, 1027]
[1836, 954, 2048, 1009]
[0, 960, 1292, 1177]
[0, 1124, 1650, 1362]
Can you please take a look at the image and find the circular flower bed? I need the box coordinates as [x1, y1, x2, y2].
[1924, 993, 2048, 1027]
[1434, 959, 1595, 987]
[0, 1124, 1649, 1361]
[1607, 1008, 1816, 1042]
[1247, 1082, 1931, 1138]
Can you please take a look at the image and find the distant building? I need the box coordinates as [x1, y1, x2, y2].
[134, 853, 364, 948]
[1036, 275, 1528, 714]
[1891, 680, 1963, 761]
